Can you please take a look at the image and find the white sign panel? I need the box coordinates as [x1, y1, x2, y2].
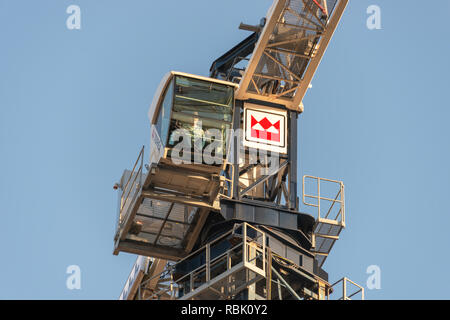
[243, 103, 287, 154]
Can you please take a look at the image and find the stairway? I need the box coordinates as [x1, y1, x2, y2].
[302, 175, 345, 267]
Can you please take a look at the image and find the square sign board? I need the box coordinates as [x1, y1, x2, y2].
[243, 103, 287, 154]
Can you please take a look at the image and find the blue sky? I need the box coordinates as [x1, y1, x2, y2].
[0, 0, 449, 299]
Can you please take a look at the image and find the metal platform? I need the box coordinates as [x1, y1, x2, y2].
[303, 175, 345, 267]
[113, 148, 213, 260]
[133, 223, 332, 300]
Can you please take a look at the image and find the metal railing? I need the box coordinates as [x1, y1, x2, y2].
[241, 223, 266, 276]
[226, 56, 250, 83]
[219, 165, 234, 200]
[302, 175, 345, 226]
[136, 223, 267, 300]
[117, 146, 145, 229]
[327, 277, 365, 300]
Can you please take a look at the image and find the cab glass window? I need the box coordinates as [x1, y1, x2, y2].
[154, 80, 174, 147]
[167, 76, 234, 160]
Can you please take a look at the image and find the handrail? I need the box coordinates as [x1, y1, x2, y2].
[323, 188, 341, 220]
[138, 223, 242, 290]
[327, 277, 364, 300]
[140, 242, 246, 300]
[137, 223, 267, 300]
[219, 165, 234, 199]
[174, 242, 244, 285]
[302, 175, 345, 224]
[227, 56, 250, 81]
[119, 146, 145, 223]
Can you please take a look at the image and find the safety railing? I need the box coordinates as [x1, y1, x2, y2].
[302, 175, 346, 267]
[136, 223, 267, 300]
[240, 223, 266, 276]
[302, 175, 345, 226]
[218, 165, 234, 200]
[226, 56, 250, 83]
[117, 146, 145, 230]
[327, 277, 364, 300]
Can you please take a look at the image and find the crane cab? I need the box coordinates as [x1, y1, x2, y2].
[148, 72, 237, 203]
[149, 72, 236, 168]
[114, 73, 237, 260]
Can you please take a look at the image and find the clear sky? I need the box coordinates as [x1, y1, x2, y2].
[1, 0, 449, 299]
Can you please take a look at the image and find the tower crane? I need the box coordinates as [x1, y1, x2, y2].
[114, 0, 364, 301]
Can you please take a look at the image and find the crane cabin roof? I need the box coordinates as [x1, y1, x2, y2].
[148, 72, 238, 124]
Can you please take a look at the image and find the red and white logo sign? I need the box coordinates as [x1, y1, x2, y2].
[244, 104, 287, 153]
[250, 114, 281, 143]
